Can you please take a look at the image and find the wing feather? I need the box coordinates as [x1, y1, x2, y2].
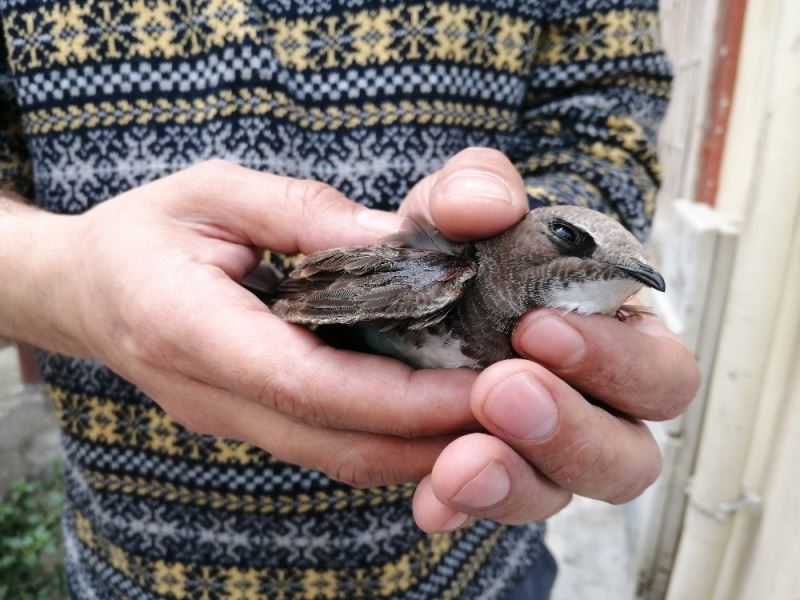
[270, 220, 475, 329]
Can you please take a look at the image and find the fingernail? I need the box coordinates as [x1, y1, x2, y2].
[451, 461, 510, 509]
[440, 170, 514, 206]
[355, 208, 403, 235]
[485, 374, 558, 441]
[439, 511, 469, 532]
[518, 315, 586, 369]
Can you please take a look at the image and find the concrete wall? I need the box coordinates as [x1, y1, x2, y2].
[667, 0, 800, 597]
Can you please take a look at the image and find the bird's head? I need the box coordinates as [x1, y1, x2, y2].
[480, 205, 665, 316]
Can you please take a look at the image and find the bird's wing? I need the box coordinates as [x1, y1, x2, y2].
[270, 223, 476, 330]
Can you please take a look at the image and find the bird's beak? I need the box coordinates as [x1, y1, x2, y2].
[615, 260, 666, 292]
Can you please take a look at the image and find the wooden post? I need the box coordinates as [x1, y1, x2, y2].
[695, 0, 749, 206]
[15, 345, 41, 386]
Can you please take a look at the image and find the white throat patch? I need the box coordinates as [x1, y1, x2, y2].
[544, 278, 642, 315]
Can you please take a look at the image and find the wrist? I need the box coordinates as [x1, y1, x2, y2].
[0, 201, 90, 356]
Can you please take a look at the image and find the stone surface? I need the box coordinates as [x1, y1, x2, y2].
[548, 495, 635, 600]
[0, 347, 60, 492]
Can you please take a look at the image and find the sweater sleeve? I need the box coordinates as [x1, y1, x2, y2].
[515, 1, 672, 241]
[0, 32, 32, 198]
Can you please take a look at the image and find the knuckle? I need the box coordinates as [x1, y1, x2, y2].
[509, 491, 573, 523]
[393, 387, 430, 438]
[543, 437, 608, 485]
[292, 179, 344, 216]
[606, 447, 662, 505]
[331, 463, 374, 489]
[544, 433, 660, 505]
[258, 373, 297, 414]
[495, 486, 573, 525]
[647, 401, 685, 423]
[604, 425, 662, 504]
[646, 352, 702, 422]
[257, 373, 325, 426]
[324, 451, 391, 489]
[287, 179, 348, 246]
[386, 421, 425, 439]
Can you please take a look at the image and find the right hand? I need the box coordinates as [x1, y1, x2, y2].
[21, 160, 483, 486]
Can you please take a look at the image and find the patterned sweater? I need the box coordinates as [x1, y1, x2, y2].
[0, 1, 670, 598]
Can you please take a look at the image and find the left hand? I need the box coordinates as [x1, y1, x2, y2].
[402, 148, 701, 532]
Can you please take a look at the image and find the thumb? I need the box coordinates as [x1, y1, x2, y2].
[159, 159, 403, 254]
[400, 147, 528, 241]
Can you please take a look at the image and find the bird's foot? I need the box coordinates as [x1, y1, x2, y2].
[616, 304, 656, 321]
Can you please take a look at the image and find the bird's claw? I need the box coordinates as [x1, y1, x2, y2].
[616, 304, 656, 321]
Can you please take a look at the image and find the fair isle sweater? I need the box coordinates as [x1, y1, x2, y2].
[0, 1, 670, 597]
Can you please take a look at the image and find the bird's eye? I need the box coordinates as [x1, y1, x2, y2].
[549, 222, 582, 246]
[547, 219, 597, 257]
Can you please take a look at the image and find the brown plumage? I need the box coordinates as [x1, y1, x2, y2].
[269, 206, 665, 369]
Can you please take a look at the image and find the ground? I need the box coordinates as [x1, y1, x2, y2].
[0, 346, 59, 492]
[549, 495, 635, 599]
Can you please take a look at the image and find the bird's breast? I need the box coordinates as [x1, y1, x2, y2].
[357, 325, 482, 370]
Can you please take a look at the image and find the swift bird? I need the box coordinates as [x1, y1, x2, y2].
[269, 206, 665, 369]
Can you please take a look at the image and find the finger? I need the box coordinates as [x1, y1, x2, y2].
[411, 475, 470, 533]
[156, 159, 403, 253]
[471, 360, 663, 504]
[412, 476, 472, 533]
[131, 363, 454, 488]
[399, 147, 528, 240]
[413, 433, 571, 531]
[511, 310, 700, 421]
[126, 267, 478, 437]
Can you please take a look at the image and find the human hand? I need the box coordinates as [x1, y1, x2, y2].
[20, 160, 488, 485]
[402, 148, 701, 532]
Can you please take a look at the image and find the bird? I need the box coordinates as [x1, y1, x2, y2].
[268, 205, 666, 369]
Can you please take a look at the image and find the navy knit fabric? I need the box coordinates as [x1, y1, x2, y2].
[0, 0, 671, 597]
